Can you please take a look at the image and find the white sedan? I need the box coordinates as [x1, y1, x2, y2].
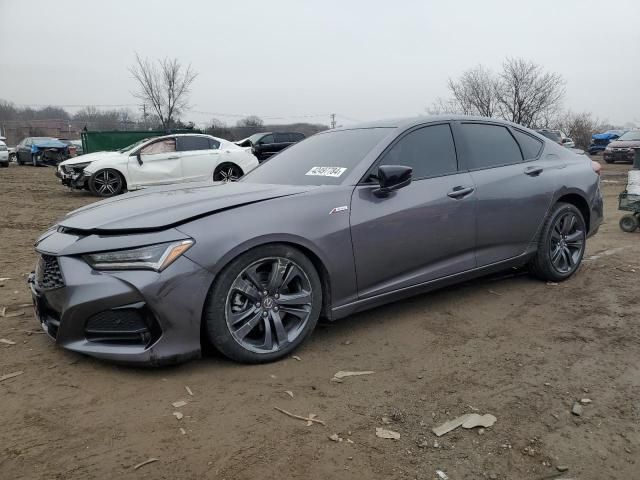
[57, 134, 259, 197]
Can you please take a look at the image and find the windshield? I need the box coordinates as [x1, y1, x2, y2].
[119, 138, 151, 153]
[242, 128, 393, 186]
[617, 131, 640, 141]
[248, 133, 268, 144]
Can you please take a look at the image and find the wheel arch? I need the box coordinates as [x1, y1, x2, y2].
[214, 161, 244, 176]
[90, 166, 128, 190]
[556, 192, 590, 232]
[204, 236, 333, 319]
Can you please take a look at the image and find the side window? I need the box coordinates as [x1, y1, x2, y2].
[460, 124, 523, 169]
[512, 129, 543, 160]
[24, 139, 32, 146]
[259, 134, 274, 145]
[209, 138, 220, 149]
[140, 138, 176, 155]
[177, 136, 211, 152]
[379, 124, 458, 179]
[274, 133, 291, 143]
[291, 133, 305, 142]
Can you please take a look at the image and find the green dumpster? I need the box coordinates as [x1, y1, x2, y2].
[81, 130, 202, 154]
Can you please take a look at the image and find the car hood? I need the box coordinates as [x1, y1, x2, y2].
[607, 140, 640, 148]
[57, 182, 315, 233]
[59, 150, 122, 166]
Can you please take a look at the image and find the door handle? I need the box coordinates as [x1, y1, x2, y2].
[524, 165, 543, 176]
[447, 186, 475, 199]
[167, 156, 179, 160]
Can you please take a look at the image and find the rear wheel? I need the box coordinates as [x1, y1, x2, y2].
[604, 158, 614, 164]
[619, 214, 638, 233]
[529, 202, 586, 282]
[204, 244, 322, 363]
[213, 163, 243, 182]
[88, 169, 124, 197]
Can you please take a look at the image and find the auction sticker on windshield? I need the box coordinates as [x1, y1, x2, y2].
[305, 167, 347, 177]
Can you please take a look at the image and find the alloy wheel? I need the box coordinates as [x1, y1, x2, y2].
[549, 211, 585, 274]
[225, 257, 313, 354]
[214, 166, 241, 182]
[93, 170, 122, 196]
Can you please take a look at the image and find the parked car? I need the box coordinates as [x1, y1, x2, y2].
[30, 115, 603, 365]
[0, 140, 8, 167]
[57, 133, 259, 197]
[58, 139, 80, 157]
[603, 130, 640, 164]
[236, 132, 305, 162]
[535, 129, 575, 148]
[588, 130, 626, 155]
[15, 137, 71, 166]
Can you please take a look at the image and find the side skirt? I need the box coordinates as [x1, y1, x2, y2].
[330, 251, 536, 321]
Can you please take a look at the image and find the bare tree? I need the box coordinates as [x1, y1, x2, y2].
[129, 53, 197, 129]
[495, 58, 565, 128]
[555, 111, 600, 150]
[426, 97, 464, 115]
[236, 115, 264, 128]
[447, 65, 500, 117]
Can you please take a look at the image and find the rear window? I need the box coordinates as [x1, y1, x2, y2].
[243, 128, 392, 186]
[460, 124, 523, 169]
[512, 130, 543, 160]
[291, 133, 305, 141]
[178, 136, 211, 152]
[274, 133, 291, 143]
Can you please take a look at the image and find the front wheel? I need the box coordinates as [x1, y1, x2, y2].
[204, 244, 322, 363]
[213, 163, 243, 182]
[619, 214, 638, 233]
[529, 202, 586, 282]
[88, 169, 124, 197]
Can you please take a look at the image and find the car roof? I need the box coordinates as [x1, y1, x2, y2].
[331, 115, 535, 132]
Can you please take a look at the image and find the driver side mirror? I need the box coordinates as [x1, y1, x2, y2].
[373, 165, 412, 198]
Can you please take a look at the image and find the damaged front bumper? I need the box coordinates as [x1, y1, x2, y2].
[57, 165, 90, 189]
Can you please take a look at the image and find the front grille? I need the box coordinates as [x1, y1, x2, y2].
[35, 255, 65, 290]
[85, 308, 158, 346]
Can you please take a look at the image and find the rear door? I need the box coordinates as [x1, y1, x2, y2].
[350, 123, 477, 299]
[127, 137, 182, 187]
[454, 122, 556, 266]
[177, 136, 220, 182]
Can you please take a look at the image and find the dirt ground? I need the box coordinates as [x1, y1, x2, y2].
[0, 159, 638, 480]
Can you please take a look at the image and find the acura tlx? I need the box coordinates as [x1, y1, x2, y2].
[29, 116, 602, 365]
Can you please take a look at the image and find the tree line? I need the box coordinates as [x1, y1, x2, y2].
[430, 57, 630, 149]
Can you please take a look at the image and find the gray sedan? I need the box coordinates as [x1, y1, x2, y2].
[30, 116, 603, 365]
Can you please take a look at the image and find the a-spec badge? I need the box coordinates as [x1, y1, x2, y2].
[329, 206, 349, 215]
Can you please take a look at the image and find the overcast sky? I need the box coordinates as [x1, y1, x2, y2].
[1, 0, 638, 127]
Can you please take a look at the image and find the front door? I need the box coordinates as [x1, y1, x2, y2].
[127, 137, 182, 187]
[454, 122, 558, 266]
[350, 123, 477, 299]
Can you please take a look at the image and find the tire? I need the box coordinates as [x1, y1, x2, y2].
[213, 163, 243, 182]
[88, 169, 124, 197]
[204, 244, 322, 363]
[529, 202, 586, 282]
[604, 158, 614, 164]
[32, 154, 37, 167]
[619, 214, 638, 233]
[0, 162, 8, 168]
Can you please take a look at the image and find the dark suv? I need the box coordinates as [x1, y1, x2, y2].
[237, 132, 305, 162]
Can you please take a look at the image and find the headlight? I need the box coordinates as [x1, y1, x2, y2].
[605, 146, 613, 152]
[64, 161, 91, 173]
[84, 240, 194, 271]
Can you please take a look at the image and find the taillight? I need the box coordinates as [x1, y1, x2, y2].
[591, 160, 601, 176]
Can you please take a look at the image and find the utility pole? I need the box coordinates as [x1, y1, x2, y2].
[330, 113, 336, 129]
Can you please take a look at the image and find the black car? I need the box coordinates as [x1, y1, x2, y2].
[237, 132, 305, 162]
